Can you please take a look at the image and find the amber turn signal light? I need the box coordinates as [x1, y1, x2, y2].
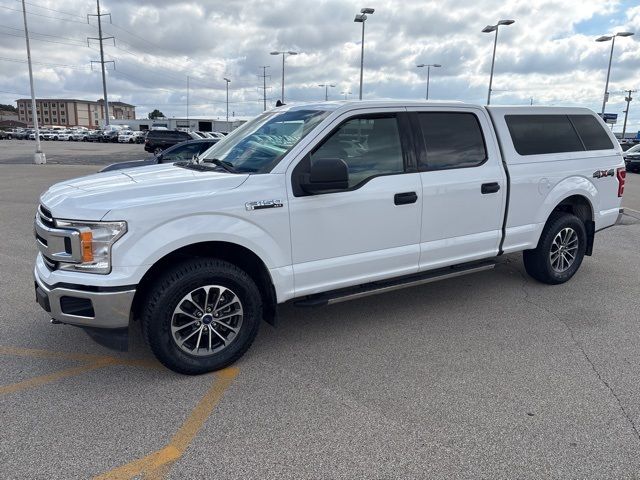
[80, 231, 94, 262]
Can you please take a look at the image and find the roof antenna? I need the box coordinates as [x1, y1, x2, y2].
[275, 100, 285, 107]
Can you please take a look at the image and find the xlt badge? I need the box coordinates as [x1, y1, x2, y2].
[245, 200, 284, 211]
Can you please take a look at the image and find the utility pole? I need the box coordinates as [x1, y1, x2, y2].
[622, 89, 636, 139]
[223, 78, 231, 124]
[258, 66, 270, 111]
[87, 0, 114, 127]
[21, 0, 45, 164]
[186, 75, 189, 121]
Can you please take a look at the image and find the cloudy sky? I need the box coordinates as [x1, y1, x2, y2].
[0, 0, 639, 131]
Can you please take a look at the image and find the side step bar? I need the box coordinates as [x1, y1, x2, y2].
[293, 260, 496, 307]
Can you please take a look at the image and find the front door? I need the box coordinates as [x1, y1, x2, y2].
[287, 111, 423, 297]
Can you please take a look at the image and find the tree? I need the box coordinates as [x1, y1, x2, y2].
[148, 109, 165, 119]
[0, 104, 17, 113]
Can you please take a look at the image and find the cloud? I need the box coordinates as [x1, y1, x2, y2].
[0, 0, 638, 130]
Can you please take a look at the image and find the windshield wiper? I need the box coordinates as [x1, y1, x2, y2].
[208, 158, 238, 173]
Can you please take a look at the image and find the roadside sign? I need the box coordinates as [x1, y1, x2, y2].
[636, 131, 640, 140]
[599, 113, 618, 124]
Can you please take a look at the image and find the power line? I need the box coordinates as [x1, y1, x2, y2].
[11, 0, 85, 19]
[0, 55, 90, 70]
[0, 30, 86, 47]
[0, 4, 89, 24]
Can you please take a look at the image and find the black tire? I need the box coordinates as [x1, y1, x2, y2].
[142, 258, 262, 375]
[523, 212, 587, 285]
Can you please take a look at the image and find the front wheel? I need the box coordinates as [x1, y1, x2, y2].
[143, 259, 262, 375]
[523, 212, 587, 285]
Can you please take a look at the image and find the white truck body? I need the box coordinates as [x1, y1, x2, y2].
[33, 101, 625, 372]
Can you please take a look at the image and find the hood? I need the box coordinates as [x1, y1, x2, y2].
[40, 163, 249, 220]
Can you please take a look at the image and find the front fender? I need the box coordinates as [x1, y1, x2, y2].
[111, 213, 289, 275]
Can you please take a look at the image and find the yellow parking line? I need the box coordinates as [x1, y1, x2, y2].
[0, 346, 164, 369]
[0, 358, 117, 395]
[93, 367, 239, 480]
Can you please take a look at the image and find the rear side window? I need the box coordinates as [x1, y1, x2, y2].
[416, 113, 487, 170]
[569, 115, 614, 151]
[506, 115, 584, 155]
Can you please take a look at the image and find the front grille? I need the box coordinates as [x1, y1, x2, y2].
[38, 204, 55, 228]
[42, 255, 57, 271]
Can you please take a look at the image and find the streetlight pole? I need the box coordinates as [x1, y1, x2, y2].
[416, 63, 441, 100]
[341, 91, 352, 100]
[354, 8, 375, 100]
[223, 77, 230, 125]
[318, 84, 336, 101]
[482, 19, 515, 105]
[21, 0, 45, 164]
[270, 50, 298, 103]
[596, 32, 634, 115]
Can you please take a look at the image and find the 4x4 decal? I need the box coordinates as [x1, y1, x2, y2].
[593, 169, 615, 178]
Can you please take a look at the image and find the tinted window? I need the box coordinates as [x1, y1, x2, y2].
[311, 116, 404, 188]
[162, 143, 203, 162]
[506, 115, 584, 155]
[569, 115, 614, 151]
[417, 113, 487, 170]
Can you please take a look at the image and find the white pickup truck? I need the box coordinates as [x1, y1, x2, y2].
[34, 101, 625, 374]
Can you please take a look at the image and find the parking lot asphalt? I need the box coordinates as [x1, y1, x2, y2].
[0, 164, 639, 479]
[0, 139, 152, 165]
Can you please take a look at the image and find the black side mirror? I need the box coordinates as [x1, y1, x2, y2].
[301, 157, 349, 194]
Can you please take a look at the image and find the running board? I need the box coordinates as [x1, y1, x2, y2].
[293, 260, 496, 307]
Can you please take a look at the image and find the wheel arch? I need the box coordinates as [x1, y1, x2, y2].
[131, 241, 278, 326]
[541, 191, 596, 255]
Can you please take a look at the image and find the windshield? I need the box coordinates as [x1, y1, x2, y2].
[201, 109, 330, 173]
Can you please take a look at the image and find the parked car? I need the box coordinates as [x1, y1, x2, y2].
[144, 129, 194, 154]
[118, 130, 136, 143]
[0, 130, 7, 140]
[69, 130, 87, 141]
[33, 101, 625, 374]
[624, 143, 640, 172]
[100, 139, 219, 172]
[99, 130, 119, 143]
[29, 130, 46, 140]
[56, 130, 74, 141]
[82, 130, 102, 142]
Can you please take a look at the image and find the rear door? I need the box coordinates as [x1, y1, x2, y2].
[406, 106, 506, 270]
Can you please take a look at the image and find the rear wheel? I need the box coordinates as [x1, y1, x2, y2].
[523, 212, 586, 285]
[143, 259, 262, 375]
[153, 147, 163, 155]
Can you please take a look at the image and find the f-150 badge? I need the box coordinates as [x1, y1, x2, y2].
[593, 169, 614, 178]
[245, 200, 284, 211]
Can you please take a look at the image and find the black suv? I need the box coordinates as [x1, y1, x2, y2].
[144, 130, 194, 154]
[100, 139, 218, 172]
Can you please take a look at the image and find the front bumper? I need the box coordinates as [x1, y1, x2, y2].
[34, 267, 135, 330]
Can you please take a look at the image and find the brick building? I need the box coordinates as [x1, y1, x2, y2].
[15, 98, 135, 128]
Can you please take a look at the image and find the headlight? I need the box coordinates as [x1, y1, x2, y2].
[55, 220, 127, 274]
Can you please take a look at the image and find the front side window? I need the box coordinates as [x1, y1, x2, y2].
[202, 109, 330, 173]
[417, 112, 487, 170]
[310, 116, 404, 188]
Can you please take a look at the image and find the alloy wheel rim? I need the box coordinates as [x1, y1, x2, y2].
[549, 227, 578, 273]
[170, 285, 243, 356]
